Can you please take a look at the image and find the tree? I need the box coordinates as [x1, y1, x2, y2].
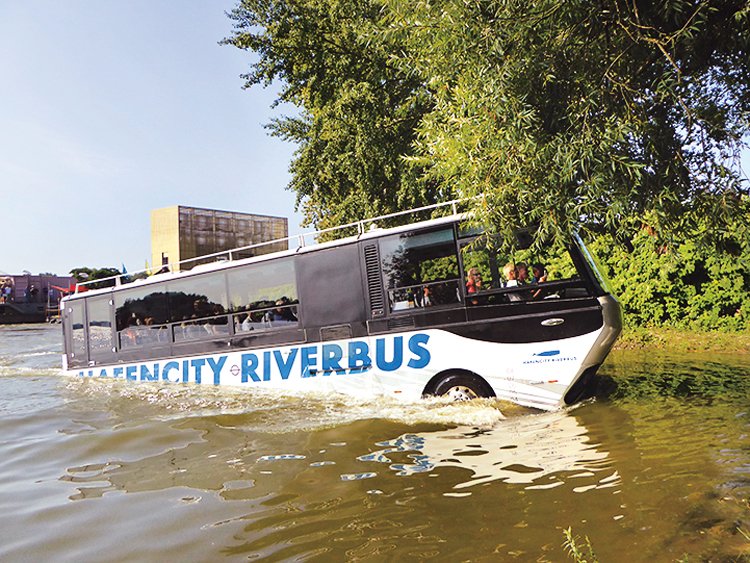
[224, 0, 436, 231]
[382, 0, 750, 248]
[226, 0, 750, 250]
[69, 267, 122, 289]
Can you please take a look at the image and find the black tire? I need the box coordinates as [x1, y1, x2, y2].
[431, 373, 493, 401]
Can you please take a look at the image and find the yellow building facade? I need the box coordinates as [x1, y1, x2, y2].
[151, 206, 288, 271]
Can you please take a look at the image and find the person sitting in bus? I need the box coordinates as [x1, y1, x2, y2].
[422, 285, 432, 307]
[466, 267, 483, 294]
[237, 313, 253, 332]
[466, 267, 483, 305]
[503, 262, 524, 302]
[531, 263, 547, 284]
[503, 263, 518, 287]
[265, 297, 297, 324]
[530, 263, 549, 299]
[516, 262, 530, 284]
[207, 303, 228, 334]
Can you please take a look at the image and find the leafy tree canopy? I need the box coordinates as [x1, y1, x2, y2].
[224, 0, 436, 230]
[69, 267, 122, 289]
[226, 0, 750, 250]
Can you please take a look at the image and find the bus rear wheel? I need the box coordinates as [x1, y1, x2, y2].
[431, 373, 492, 401]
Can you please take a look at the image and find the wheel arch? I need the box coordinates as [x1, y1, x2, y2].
[422, 369, 496, 398]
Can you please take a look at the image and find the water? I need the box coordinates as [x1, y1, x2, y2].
[1, 324, 748, 561]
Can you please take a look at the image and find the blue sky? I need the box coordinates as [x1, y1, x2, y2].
[0, 1, 302, 276]
[1, 3, 748, 277]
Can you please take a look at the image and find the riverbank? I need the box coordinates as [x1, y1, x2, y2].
[614, 326, 750, 354]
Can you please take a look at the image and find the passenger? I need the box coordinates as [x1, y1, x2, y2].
[465, 267, 483, 305]
[503, 262, 524, 302]
[531, 263, 548, 284]
[208, 303, 228, 333]
[265, 297, 297, 323]
[422, 285, 432, 307]
[531, 263, 548, 299]
[466, 267, 483, 294]
[516, 262, 530, 285]
[502, 263, 518, 288]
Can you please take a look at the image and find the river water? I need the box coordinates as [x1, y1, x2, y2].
[1, 324, 748, 562]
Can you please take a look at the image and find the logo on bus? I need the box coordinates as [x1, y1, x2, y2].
[523, 349, 577, 365]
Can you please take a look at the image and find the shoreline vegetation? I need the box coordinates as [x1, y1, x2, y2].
[614, 326, 750, 355]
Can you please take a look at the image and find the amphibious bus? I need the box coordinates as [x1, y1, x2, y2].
[60, 201, 621, 411]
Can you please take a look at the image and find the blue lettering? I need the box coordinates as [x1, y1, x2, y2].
[376, 337, 403, 372]
[407, 334, 431, 369]
[86, 370, 94, 378]
[348, 341, 370, 371]
[273, 349, 297, 380]
[191, 358, 206, 384]
[162, 361, 180, 383]
[241, 353, 260, 383]
[99, 368, 108, 377]
[206, 356, 227, 385]
[301, 346, 317, 378]
[126, 365, 137, 381]
[140, 364, 159, 381]
[113, 367, 124, 378]
[322, 344, 345, 375]
[182, 360, 189, 383]
[263, 351, 271, 381]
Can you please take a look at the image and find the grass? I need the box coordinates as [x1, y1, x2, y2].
[562, 527, 598, 563]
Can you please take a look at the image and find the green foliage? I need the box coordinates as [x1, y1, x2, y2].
[226, 0, 750, 253]
[224, 0, 436, 230]
[382, 0, 750, 250]
[69, 267, 122, 289]
[587, 216, 750, 330]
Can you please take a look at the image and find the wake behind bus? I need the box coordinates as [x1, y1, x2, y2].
[60, 201, 622, 411]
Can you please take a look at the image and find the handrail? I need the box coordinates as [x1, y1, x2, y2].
[73, 198, 469, 293]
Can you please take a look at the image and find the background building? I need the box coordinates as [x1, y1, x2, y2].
[151, 206, 288, 271]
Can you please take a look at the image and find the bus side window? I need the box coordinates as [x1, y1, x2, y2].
[380, 227, 460, 312]
[114, 287, 170, 349]
[168, 272, 229, 342]
[87, 296, 113, 355]
[227, 257, 299, 333]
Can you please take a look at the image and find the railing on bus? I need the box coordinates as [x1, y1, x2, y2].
[73, 199, 469, 294]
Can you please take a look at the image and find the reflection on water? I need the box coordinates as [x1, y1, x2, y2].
[358, 411, 615, 492]
[1, 325, 749, 561]
[600, 350, 750, 402]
